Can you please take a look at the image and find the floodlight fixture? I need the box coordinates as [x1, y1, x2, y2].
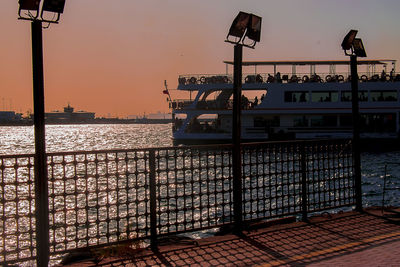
[352, 38, 367, 57]
[42, 0, 66, 14]
[341, 29, 358, 51]
[19, 0, 40, 10]
[246, 14, 262, 42]
[18, 0, 41, 19]
[341, 29, 367, 58]
[228, 12, 250, 39]
[40, 0, 66, 22]
[226, 11, 262, 48]
[18, 0, 66, 23]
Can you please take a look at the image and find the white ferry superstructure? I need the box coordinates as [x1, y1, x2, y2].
[168, 60, 400, 145]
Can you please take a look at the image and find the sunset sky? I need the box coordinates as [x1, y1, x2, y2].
[1, 0, 400, 117]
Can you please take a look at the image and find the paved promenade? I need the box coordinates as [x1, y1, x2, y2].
[63, 207, 400, 266]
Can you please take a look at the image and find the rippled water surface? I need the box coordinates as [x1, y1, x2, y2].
[0, 124, 173, 154]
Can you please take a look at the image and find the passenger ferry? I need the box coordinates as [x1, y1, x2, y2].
[168, 60, 400, 145]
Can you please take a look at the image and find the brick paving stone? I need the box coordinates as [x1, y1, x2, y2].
[62, 209, 400, 267]
[308, 239, 400, 267]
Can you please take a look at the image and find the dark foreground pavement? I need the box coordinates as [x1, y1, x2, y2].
[62, 207, 400, 267]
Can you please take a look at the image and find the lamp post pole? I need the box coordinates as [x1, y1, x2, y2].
[226, 11, 261, 234]
[31, 19, 50, 267]
[341, 30, 365, 212]
[232, 44, 243, 233]
[18, 3, 66, 266]
[350, 55, 362, 211]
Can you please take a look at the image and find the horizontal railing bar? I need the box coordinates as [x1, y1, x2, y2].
[48, 236, 150, 256]
[0, 138, 351, 158]
[0, 153, 34, 158]
[0, 257, 37, 266]
[382, 187, 400, 191]
[385, 162, 400, 166]
[45, 144, 234, 156]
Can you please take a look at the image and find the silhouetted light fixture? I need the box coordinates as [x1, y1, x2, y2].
[247, 14, 262, 42]
[18, 0, 66, 23]
[42, 0, 66, 14]
[19, 0, 40, 10]
[18, 0, 41, 18]
[341, 29, 357, 50]
[352, 38, 367, 57]
[228, 12, 250, 39]
[341, 29, 367, 57]
[226, 11, 262, 48]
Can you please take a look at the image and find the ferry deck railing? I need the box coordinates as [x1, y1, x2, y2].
[178, 72, 400, 86]
[0, 139, 356, 265]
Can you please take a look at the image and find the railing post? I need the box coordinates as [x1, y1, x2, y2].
[381, 164, 388, 209]
[300, 142, 308, 222]
[149, 150, 158, 251]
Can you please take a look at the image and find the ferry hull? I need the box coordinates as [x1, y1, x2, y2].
[170, 59, 400, 152]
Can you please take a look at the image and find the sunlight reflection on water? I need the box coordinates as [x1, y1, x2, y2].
[0, 124, 173, 154]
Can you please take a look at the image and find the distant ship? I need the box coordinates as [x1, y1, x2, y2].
[0, 104, 172, 126]
[45, 104, 95, 124]
[0, 110, 28, 125]
[45, 105, 172, 124]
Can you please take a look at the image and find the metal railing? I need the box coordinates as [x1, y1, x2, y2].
[178, 72, 400, 86]
[169, 100, 193, 110]
[0, 139, 356, 265]
[0, 154, 36, 265]
[382, 162, 400, 208]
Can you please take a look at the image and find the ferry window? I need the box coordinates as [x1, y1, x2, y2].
[360, 113, 396, 132]
[284, 91, 308, 102]
[339, 115, 352, 127]
[185, 114, 221, 133]
[293, 116, 308, 127]
[370, 91, 398, 102]
[341, 91, 368, 102]
[310, 115, 337, 127]
[253, 116, 279, 127]
[311, 91, 338, 102]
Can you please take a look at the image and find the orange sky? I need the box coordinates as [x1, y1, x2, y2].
[1, 0, 400, 117]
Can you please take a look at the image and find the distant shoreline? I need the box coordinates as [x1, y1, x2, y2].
[0, 118, 172, 126]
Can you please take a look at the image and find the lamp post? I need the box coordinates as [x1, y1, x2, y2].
[226, 12, 262, 233]
[341, 29, 367, 212]
[18, 1, 66, 266]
